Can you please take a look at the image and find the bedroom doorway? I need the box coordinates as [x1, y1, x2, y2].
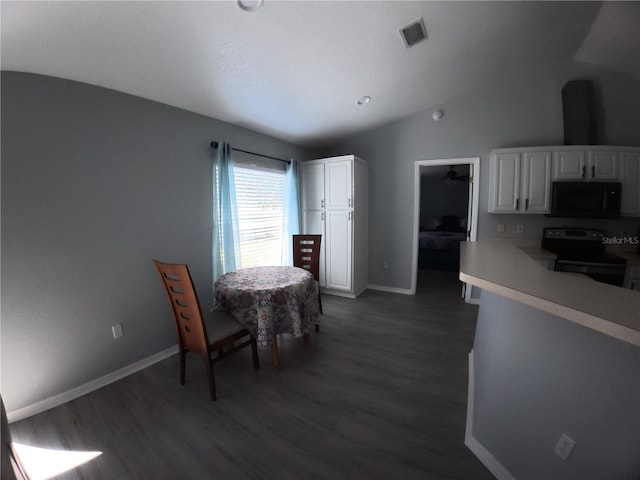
[411, 157, 480, 301]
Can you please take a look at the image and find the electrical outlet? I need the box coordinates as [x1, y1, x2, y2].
[516, 224, 524, 234]
[112, 323, 124, 339]
[497, 223, 505, 233]
[554, 433, 575, 460]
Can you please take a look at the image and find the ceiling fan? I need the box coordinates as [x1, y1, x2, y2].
[444, 165, 469, 183]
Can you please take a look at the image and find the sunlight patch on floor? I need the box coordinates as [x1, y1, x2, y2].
[12, 442, 102, 480]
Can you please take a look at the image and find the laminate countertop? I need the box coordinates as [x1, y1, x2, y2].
[459, 241, 640, 347]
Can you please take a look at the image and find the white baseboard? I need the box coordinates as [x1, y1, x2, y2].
[7, 345, 179, 423]
[320, 288, 357, 299]
[465, 350, 517, 480]
[367, 283, 478, 300]
[366, 284, 413, 295]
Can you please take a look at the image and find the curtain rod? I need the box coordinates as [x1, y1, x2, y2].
[210, 141, 290, 164]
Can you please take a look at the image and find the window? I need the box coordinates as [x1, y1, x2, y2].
[233, 164, 286, 268]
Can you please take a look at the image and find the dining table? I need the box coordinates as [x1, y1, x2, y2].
[212, 265, 320, 369]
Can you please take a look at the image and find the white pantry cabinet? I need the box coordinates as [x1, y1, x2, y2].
[301, 155, 368, 297]
[488, 149, 551, 213]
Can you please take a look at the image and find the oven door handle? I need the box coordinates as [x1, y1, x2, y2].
[556, 259, 624, 268]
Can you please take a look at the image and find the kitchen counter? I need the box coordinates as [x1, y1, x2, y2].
[459, 241, 640, 347]
[517, 244, 557, 261]
[462, 241, 640, 478]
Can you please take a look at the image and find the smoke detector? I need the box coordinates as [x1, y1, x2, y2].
[399, 18, 427, 48]
[238, 0, 263, 11]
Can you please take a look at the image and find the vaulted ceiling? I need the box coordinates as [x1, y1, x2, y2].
[2, 1, 638, 149]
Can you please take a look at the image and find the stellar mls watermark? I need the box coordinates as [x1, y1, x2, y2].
[602, 235, 639, 245]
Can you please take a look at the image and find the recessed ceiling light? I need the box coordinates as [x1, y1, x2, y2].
[238, 0, 263, 12]
[357, 96, 371, 105]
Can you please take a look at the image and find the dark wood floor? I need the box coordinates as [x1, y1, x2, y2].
[9, 269, 494, 480]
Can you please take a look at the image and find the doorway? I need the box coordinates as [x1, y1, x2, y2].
[411, 157, 480, 300]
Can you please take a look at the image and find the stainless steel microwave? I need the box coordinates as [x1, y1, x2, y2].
[549, 181, 621, 218]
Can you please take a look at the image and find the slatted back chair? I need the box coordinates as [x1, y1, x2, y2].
[292, 235, 323, 329]
[153, 260, 258, 401]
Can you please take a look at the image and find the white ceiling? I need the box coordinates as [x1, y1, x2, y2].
[1, 1, 638, 149]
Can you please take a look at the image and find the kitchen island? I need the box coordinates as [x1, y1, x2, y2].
[460, 241, 640, 480]
[460, 241, 640, 347]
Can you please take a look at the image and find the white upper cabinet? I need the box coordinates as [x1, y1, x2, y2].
[552, 150, 586, 179]
[589, 150, 618, 180]
[325, 160, 352, 210]
[489, 152, 520, 212]
[522, 151, 552, 213]
[302, 159, 354, 211]
[490, 146, 639, 216]
[301, 163, 325, 210]
[552, 149, 618, 180]
[489, 149, 551, 213]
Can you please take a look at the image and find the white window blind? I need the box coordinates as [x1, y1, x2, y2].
[233, 164, 286, 268]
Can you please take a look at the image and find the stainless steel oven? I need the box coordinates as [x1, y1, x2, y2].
[542, 228, 627, 286]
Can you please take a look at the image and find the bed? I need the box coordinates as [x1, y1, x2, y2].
[418, 215, 467, 271]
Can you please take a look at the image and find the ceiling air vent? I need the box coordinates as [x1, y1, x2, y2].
[399, 18, 427, 48]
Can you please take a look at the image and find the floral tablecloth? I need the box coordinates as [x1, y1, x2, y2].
[213, 266, 320, 346]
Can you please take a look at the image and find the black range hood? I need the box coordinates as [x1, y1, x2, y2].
[562, 80, 597, 145]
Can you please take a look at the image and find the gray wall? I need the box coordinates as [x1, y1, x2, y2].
[326, 61, 640, 291]
[0, 72, 317, 412]
[472, 290, 640, 479]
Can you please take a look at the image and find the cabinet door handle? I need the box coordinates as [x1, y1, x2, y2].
[321, 212, 325, 221]
[348, 212, 352, 220]
[582, 166, 585, 178]
[321, 199, 325, 208]
[348, 198, 352, 207]
[591, 165, 595, 178]
[516, 198, 520, 210]
[525, 198, 529, 210]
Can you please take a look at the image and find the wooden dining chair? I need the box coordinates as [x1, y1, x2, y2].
[153, 260, 259, 401]
[292, 234, 322, 330]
